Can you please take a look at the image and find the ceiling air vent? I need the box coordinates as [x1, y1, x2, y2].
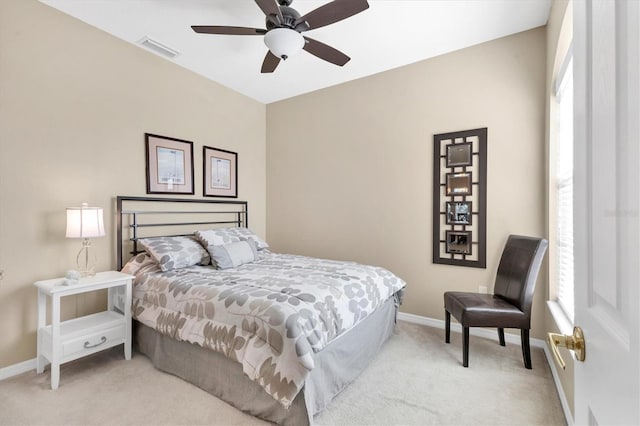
[138, 36, 180, 59]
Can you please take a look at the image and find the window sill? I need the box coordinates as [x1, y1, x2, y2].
[546, 300, 574, 335]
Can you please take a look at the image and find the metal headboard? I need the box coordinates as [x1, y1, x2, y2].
[116, 196, 248, 270]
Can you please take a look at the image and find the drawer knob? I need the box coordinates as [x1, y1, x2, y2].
[84, 336, 107, 349]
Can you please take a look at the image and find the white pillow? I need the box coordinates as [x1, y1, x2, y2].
[210, 240, 259, 269]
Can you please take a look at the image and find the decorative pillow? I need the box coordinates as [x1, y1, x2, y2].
[195, 227, 269, 251]
[139, 236, 210, 272]
[210, 240, 259, 269]
[121, 253, 161, 276]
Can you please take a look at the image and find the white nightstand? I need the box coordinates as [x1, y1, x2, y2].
[34, 271, 134, 389]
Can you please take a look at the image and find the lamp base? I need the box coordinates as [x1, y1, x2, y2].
[76, 239, 97, 277]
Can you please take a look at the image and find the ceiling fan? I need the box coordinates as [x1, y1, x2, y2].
[192, 0, 370, 73]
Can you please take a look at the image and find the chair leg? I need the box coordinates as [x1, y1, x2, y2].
[521, 329, 532, 369]
[463, 327, 470, 367]
[498, 328, 505, 346]
[445, 310, 451, 343]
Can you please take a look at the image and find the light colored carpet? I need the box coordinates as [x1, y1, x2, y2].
[0, 321, 565, 425]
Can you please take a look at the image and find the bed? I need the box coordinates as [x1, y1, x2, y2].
[116, 196, 406, 425]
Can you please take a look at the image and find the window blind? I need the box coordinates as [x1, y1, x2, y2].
[555, 56, 574, 322]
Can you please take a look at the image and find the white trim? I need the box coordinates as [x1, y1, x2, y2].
[554, 42, 573, 98]
[398, 311, 573, 425]
[397, 311, 444, 329]
[0, 358, 36, 381]
[546, 300, 574, 335]
[397, 311, 545, 348]
[543, 344, 575, 425]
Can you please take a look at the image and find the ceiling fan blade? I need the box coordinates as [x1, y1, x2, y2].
[261, 51, 281, 73]
[296, 0, 369, 30]
[191, 26, 266, 35]
[255, 0, 284, 23]
[303, 37, 350, 66]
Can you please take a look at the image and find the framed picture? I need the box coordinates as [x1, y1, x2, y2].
[145, 133, 194, 195]
[445, 231, 472, 254]
[446, 142, 472, 167]
[446, 201, 472, 225]
[446, 172, 472, 196]
[203, 146, 237, 198]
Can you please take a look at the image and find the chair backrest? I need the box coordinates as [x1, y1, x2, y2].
[493, 235, 548, 320]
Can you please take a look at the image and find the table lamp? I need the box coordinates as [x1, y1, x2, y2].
[66, 203, 105, 276]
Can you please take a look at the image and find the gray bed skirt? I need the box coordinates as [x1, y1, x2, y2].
[135, 292, 402, 425]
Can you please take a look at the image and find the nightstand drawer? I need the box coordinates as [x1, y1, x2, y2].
[62, 324, 125, 358]
[39, 311, 127, 362]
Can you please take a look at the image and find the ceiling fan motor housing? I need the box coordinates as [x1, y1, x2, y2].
[266, 6, 302, 30]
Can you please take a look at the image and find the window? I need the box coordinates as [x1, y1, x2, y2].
[554, 51, 574, 322]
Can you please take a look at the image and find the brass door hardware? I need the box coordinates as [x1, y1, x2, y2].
[547, 326, 586, 370]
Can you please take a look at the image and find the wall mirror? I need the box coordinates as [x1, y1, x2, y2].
[446, 231, 472, 254]
[446, 142, 472, 167]
[433, 128, 487, 268]
[446, 201, 472, 225]
[446, 172, 472, 195]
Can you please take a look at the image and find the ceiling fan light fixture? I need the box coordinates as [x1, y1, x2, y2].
[264, 28, 304, 60]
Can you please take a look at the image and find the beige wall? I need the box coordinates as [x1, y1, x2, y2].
[267, 28, 547, 337]
[0, 0, 266, 368]
[545, 0, 574, 418]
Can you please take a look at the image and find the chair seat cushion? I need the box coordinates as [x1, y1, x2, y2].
[444, 291, 529, 329]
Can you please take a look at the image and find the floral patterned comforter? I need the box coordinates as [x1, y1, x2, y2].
[129, 251, 405, 408]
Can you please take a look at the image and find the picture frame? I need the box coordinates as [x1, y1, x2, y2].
[446, 201, 472, 225]
[145, 133, 194, 195]
[446, 142, 473, 167]
[445, 231, 472, 254]
[203, 146, 238, 198]
[446, 172, 472, 196]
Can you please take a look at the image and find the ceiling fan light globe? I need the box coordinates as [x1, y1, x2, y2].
[264, 28, 304, 60]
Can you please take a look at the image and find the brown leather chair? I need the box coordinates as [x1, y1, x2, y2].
[444, 235, 548, 368]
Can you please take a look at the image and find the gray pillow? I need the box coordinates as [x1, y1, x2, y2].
[139, 236, 210, 272]
[195, 227, 269, 251]
[210, 239, 259, 269]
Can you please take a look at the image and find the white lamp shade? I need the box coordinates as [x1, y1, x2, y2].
[264, 28, 305, 59]
[66, 203, 105, 239]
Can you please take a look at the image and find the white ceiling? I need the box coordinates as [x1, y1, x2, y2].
[40, 0, 551, 104]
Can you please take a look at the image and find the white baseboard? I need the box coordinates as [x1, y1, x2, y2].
[397, 311, 572, 426]
[0, 358, 36, 381]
